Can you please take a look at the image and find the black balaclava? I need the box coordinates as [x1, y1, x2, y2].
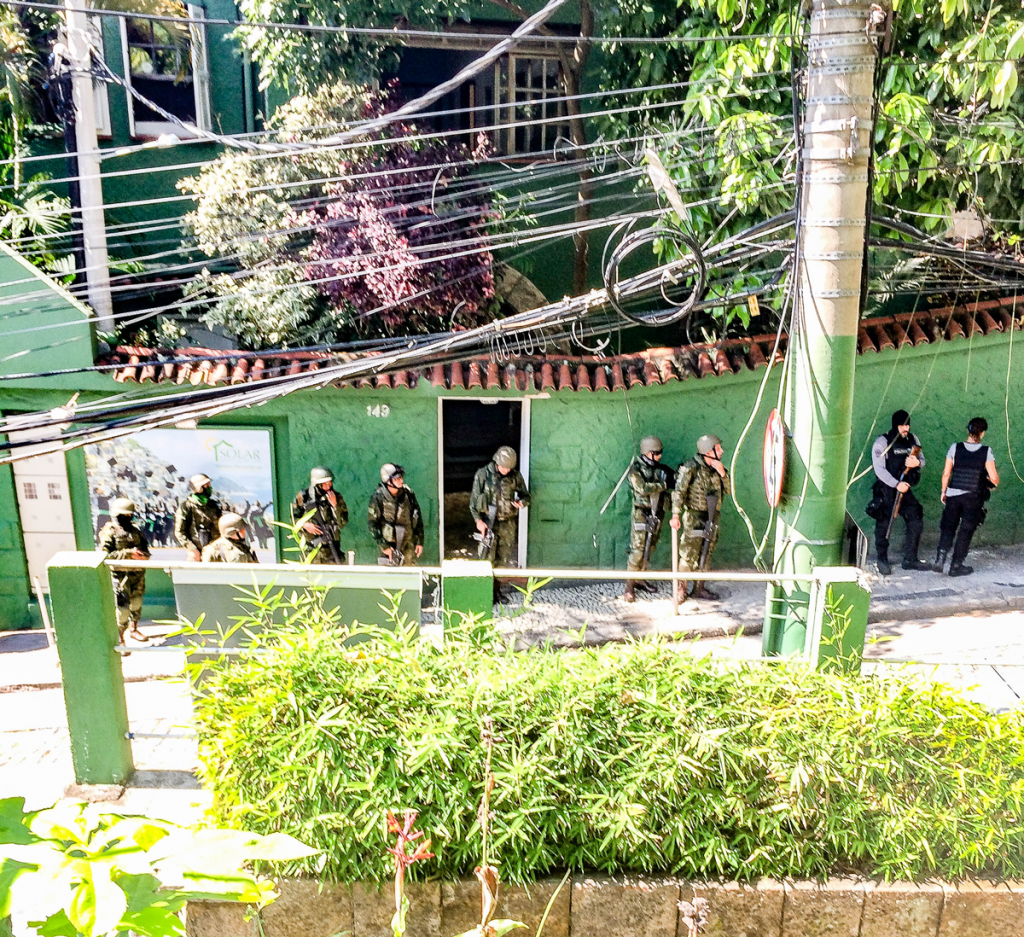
[891, 410, 910, 434]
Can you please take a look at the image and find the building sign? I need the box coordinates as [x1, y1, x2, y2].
[84, 427, 276, 561]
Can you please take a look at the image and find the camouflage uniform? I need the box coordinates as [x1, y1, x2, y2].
[626, 457, 674, 572]
[368, 482, 424, 566]
[201, 537, 259, 563]
[98, 518, 149, 638]
[174, 494, 222, 555]
[672, 457, 731, 574]
[469, 461, 531, 567]
[290, 486, 349, 564]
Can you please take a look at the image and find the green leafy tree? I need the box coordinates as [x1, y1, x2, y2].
[231, 0, 1024, 332]
[180, 83, 501, 348]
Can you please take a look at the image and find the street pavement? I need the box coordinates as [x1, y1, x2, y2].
[3, 543, 1024, 822]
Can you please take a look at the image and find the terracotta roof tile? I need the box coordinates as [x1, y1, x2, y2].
[101, 300, 1024, 392]
[575, 362, 591, 391]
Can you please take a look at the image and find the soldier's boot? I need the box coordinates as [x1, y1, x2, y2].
[125, 621, 149, 643]
[691, 582, 720, 601]
[902, 558, 931, 571]
[622, 580, 637, 602]
[635, 581, 658, 594]
[932, 549, 948, 573]
[948, 562, 974, 577]
[876, 547, 892, 576]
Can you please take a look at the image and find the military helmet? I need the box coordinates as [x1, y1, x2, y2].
[218, 512, 246, 536]
[697, 434, 722, 455]
[310, 466, 333, 485]
[639, 435, 663, 455]
[494, 446, 517, 469]
[111, 497, 135, 515]
[380, 463, 404, 484]
[188, 473, 212, 493]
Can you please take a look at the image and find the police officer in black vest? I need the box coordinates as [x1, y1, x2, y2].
[871, 409, 929, 575]
[934, 417, 999, 576]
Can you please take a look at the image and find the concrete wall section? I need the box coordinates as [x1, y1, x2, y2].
[185, 876, 1024, 937]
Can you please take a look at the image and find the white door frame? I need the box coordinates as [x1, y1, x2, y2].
[437, 396, 532, 565]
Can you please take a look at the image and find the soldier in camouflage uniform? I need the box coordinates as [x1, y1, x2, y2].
[624, 435, 674, 602]
[202, 513, 259, 563]
[98, 498, 150, 642]
[174, 474, 222, 560]
[368, 464, 425, 566]
[290, 466, 349, 564]
[470, 446, 530, 568]
[670, 434, 731, 602]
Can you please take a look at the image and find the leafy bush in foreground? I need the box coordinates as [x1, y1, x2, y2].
[193, 602, 1024, 884]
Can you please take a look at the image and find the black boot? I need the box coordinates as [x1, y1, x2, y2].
[623, 580, 636, 602]
[949, 563, 974, 577]
[932, 549, 948, 573]
[902, 558, 931, 571]
[635, 580, 658, 594]
[877, 549, 892, 576]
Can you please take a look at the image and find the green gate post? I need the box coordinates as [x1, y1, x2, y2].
[47, 551, 134, 785]
[806, 567, 870, 673]
[440, 559, 494, 626]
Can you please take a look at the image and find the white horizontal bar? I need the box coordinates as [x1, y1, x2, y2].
[493, 568, 817, 583]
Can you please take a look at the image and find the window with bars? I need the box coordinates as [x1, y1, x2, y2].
[394, 48, 568, 157]
[23, 482, 37, 500]
[492, 55, 568, 156]
[48, 483, 62, 500]
[119, 4, 211, 137]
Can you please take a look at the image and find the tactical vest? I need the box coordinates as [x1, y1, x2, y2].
[629, 458, 672, 512]
[883, 430, 920, 486]
[375, 485, 416, 545]
[683, 461, 724, 513]
[948, 443, 989, 493]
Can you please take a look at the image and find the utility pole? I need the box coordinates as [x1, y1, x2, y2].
[63, 0, 114, 332]
[763, 0, 880, 654]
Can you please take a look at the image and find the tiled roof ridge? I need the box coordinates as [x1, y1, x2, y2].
[102, 295, 1021, 391]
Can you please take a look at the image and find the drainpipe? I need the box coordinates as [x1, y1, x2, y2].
[764, 0, 879, 655]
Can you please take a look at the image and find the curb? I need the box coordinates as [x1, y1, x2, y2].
[185, 874, 1024, 937]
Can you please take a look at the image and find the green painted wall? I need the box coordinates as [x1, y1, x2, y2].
[4, 327, 1024, 628]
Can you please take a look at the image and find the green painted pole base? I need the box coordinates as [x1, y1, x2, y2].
[763, 566, 869, 672]
[47, 551, 134, 785]
[440, 559, 494, 626]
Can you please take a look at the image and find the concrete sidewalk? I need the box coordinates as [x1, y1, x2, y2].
[495, 541, 1024, 645]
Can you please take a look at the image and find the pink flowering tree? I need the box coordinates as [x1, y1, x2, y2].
[182, 84, 500, 347]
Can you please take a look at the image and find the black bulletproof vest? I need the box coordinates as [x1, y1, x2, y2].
[883, 430, 920, 484]
[948, 443, 989, 493]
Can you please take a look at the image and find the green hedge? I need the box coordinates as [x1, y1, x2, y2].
[193, 607, 1024, 884]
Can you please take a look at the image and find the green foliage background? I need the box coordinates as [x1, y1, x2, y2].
[194, 605, 1024, 885]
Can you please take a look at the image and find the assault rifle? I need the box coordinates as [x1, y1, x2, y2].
[639, 492, 663, 569]
[307, 494, 343, 564]
[474, 504, 498, 559]
[378, 523, 407, 566]
[697, 493, 719, 572]
[885, 444, 921, 540]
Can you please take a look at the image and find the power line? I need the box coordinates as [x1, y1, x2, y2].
[0, 0, 795, 47]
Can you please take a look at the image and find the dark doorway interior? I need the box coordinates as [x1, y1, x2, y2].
[442, 400, 522, 559]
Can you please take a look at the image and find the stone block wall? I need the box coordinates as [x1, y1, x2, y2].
[186, 875, 1024, 937]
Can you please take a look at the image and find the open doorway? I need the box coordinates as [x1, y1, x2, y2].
[440, 399, 528, 561]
